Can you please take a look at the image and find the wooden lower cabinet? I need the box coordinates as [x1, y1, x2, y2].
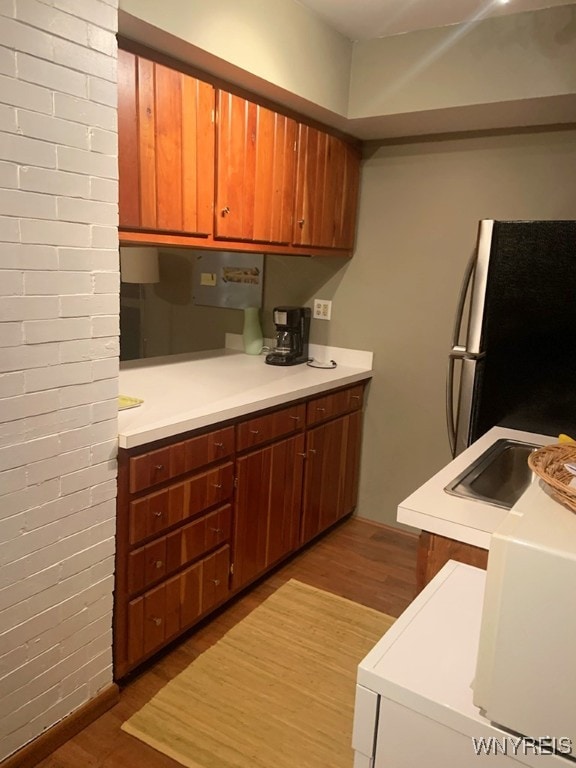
[416, 531, 488, 593]
[233, 433, 305, 590]
[301, 410, 363, 544]
[114, 382, 367, 679]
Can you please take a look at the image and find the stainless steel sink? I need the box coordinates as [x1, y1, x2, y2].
[444, 438, 540, 509]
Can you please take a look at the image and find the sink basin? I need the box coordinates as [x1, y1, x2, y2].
[444, 438, 540, 510]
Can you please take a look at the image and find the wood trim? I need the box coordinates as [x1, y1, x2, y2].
[353, 516, 420, 541]
[416, 530, 488, 593]
[1, 684, 119, 768]
[118, 228, 352, 258]
[117, 36, 363, 149]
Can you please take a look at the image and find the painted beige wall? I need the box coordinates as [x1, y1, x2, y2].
[349, 6, 576, 118]
[326, 127, 576, 526]
[119, 0, 352, 117]
[119, 1, 576, 137]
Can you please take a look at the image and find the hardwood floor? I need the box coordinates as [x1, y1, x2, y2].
[34, 518, 417, 768]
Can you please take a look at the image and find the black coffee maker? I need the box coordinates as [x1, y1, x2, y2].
[265, 306, 311, 366]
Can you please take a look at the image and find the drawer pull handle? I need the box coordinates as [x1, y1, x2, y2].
[298, 218, 305, 227]
[214, 442, 224, 448]
[351, 395, 361, 401]
[250, 429, 260, 435]
[152, 560, 163, 569]
[308, 448, 317, 455]
[209, 527, 223, 534]
[154, 464, 164, 471]
[316, 407, 326, 413]
[153, 510, 163, 518]
[151, 616, 162, 626]
[210, 578, 221, 586]
[297, 452, 307, 458]
[212, 483, 223, 489]
[289, 415, 300, 421]
[222, 206, 230, 215]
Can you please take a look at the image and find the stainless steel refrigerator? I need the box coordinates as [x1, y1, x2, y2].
[447, 219, 576, 457]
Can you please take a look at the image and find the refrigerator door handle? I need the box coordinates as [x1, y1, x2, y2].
[446, 355, 458, 457]
[447, 249, 477, 457]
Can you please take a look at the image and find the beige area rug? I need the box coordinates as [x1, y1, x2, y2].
[121, 579, 394, 768]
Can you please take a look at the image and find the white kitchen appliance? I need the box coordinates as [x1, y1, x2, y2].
[353, 558, 574, 767]
[473, 480, 576, 746]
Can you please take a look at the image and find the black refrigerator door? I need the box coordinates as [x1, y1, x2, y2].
[468, 220, 576, 444]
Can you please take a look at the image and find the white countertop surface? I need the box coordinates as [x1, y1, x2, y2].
[397, 426, 556, 549]
[118, 343, 373, 449]
[357, 561, 572, 766]
[358, 562, 488, 729]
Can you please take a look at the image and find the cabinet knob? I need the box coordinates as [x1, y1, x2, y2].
[209, 527, 223, 534]
[289, 415, 300, 421]
[298, 219, 305, 227]
[221, 206, 230, 216]
[152, 559, 163, 569]
[151, 616, 162, 626]
[308, 448, 317, 455]
[250, 429, 260, 435]
[210, 578, 221, 586]
[214, 441, 224, 448]
[351, 395, 361, 401]
[316, 407, 326, 413]
[212, 483, 223, 489]
[297, 452, 307, 458]
[153, 510, 163, 518]
[153, 464, 164, 471]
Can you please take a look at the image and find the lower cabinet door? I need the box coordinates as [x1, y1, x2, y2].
[233, 433, 305, 590]
[301, 411, 363, 545]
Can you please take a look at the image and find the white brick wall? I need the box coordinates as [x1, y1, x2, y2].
[0, 0, 119, 760]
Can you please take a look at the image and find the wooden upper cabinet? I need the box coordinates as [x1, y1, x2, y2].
[118, 49, 215, 235]
[215, 90, 297, 244]
[293, 124, 361, 250]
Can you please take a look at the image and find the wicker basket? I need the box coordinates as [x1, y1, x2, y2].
[528, 443, 576, 514]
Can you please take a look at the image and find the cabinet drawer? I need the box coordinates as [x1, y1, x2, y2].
[237, 403, 305, 451]
[201, 544, 231, 613]
[126, 545, 230, 665]
[306, 384, 364, 426]
[166, 504, 232, 574]
[128, 461, 234, 545]
[127, 563, 201, 664]
[128, 505, 231, 596]
[128, 538, 167, 595]
[129, 426, 234, 493]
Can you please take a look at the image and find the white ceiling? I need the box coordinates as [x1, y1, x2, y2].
[296, 0, 576, 40]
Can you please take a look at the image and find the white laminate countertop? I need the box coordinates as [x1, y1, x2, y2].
[118, 344, 373, 449]
[397, 426, 555, 549]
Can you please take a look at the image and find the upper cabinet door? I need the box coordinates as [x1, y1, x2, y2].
[293, 124, 361, 250]
[215, 91, 297, 244]
[118, 49, 215, 235]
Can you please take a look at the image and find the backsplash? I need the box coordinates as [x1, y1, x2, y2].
[120, 249, 349, 360]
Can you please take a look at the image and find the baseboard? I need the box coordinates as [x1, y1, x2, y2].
[1, 683, 119, 768]
[354, 515, 419, 540]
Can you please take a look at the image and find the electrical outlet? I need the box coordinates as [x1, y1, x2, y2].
[313, 299, 332, 320]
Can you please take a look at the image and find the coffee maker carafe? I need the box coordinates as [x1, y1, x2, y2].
[265, 306, 311, 366]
